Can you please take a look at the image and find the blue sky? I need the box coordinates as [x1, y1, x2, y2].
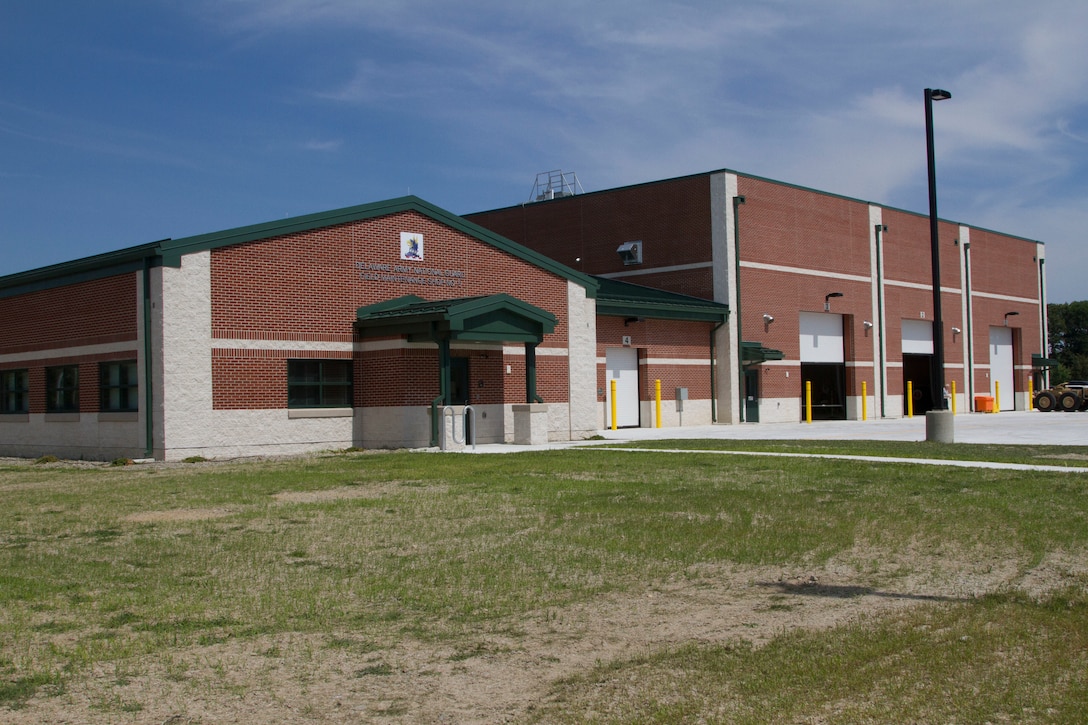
[2, 1, 1086, 303]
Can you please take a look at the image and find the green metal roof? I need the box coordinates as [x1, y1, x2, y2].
[593, 276, 730, 323]
[356, 293, 557, 343]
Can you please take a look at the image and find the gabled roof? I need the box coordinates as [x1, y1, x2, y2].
[593, 276, 730, 323]
[0, 196, 599, 298]
[356, 293, 557, 343]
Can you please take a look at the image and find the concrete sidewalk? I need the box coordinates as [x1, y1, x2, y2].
[466, 410, 1088, 458]
[591, 410, 1088, 447]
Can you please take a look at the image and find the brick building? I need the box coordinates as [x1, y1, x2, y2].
[467, 170, 1049, 424]
[0, 197, 727, 460]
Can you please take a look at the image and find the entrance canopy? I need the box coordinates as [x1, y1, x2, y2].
[742, 341, 785, 365]
[355, 294, 557, 343]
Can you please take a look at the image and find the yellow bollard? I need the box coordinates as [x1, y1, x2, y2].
[610, 379, 617, 430]
[994, 380, 1000, 414]
[1028, 378, 1034, 410]
[907, 381, 914, 418]
[805, 380, 812, 424]
[655, 379, 662, 428]
[951, 380, 957, 415]
[862, 381, 868, 421]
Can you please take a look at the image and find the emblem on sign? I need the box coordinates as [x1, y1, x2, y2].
[400, 232, 423, 260]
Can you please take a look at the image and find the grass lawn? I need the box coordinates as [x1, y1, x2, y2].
[1, 443, 1086, 723]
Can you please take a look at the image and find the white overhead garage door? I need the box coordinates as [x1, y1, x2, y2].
[989, 326, 1014, 411]
[799, 312, 844, 362]
[605, 347, 640, 428]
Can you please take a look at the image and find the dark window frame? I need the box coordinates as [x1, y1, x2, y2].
[45, 365, 80, 413]
[1, 369, 29, 414]
[99, 360, 139, 412]
[287, 359, 353, 409]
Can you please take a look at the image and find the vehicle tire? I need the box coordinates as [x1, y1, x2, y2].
[1035, 391, 1057, 411]
[1058, 391, 1081, 412]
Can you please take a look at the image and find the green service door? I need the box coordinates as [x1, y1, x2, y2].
[744, 368, 760, 423]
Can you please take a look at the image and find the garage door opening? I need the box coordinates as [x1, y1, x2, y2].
[801, 363, 846, 420]
[799, 311, 846, 421]
[902, 353, 934, 414]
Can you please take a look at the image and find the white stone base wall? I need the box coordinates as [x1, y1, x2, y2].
[756, 397, 803, 424]
[0, 415, 145, 461]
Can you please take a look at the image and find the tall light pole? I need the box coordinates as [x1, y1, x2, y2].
[925, 88, 951, 411]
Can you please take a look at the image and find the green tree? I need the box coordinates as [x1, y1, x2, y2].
[1048, 301, 1088, 381]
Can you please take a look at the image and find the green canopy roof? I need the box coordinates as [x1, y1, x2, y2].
[356, 294, 557, 344]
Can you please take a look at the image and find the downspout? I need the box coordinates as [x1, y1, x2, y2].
[429, 324, 450, 447]
[874, 224, 887, 417]
[710, 316, 727, 423]
[733, 195, 746, 422]
[1038, 256, 1048, 388]
[964, 243, 974, 402]
[142, 257, 155, 458]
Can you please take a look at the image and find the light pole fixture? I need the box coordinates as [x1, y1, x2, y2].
[824, 292, 843, 312]
[1004, 311, 1019, 326]
[926, 87, 951, 409]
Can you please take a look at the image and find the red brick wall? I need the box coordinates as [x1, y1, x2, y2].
[0, 274, 137, 355]
[596, 317, 715, 402]
[466, 175, 714, 295]
[208, 211, 572, 409]
[0, 273, 139, 414]
[737, 178, 873, 278]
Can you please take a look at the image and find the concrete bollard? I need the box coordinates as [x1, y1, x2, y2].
[925, 409, 955, 444]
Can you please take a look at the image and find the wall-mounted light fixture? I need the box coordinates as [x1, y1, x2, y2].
[763, 313, 774, 332]
[951, 326, 961, 341]
[862, 320, 873, 337]
[824, 292, 843, 312]
[1004, 311, 1020, 326]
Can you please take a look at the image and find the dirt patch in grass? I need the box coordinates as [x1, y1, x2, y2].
[123, 508, 236, 523]
[10, 549, 1083, 725]
[272, 485, 404, 504]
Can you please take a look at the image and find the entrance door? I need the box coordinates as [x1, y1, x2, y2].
[989, 326, 1014, 411]
[450, 357, 470, 405]
[605, 347, 640, 427]
[744, 368, 760, 422]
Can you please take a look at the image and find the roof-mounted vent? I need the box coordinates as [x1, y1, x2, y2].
[617, 241, 642, 266]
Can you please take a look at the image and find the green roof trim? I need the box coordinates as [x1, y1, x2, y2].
[1, 196, 599, 298]
[160, 196, 599, 294]
[356, 293, 557, 344]
[0, 241, 166, 299]
[593, 276, 730, 323]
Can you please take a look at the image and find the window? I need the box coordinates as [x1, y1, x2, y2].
[287, 360, 352, 408]
[1, 369, 29, 414]
[46, 365, 79, 413]
[100, 360, 139, 412]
